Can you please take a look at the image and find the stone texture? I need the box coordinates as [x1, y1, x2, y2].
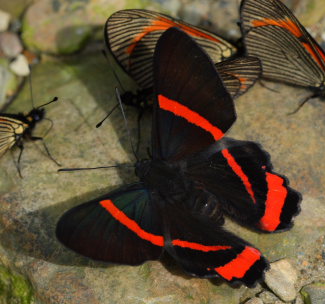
[0, 9, 11, 32]
[258, 291, 282, 304]
[301, 282, 325, 304]
[0, 58, 19, 108]
[9, 54, 30, 76]
[245, 297, 263, 304]
[0, 31, 23, 58]
[21, 0, 161, 54]
[264, 259, 298, 302]
[0, 0, 31, 18]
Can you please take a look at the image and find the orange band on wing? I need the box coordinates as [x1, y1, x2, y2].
[127, 16, 223, 55]
[222, 149, 256, 203]
[158, 94, 224, 141]
[252, 17, 303, 38]
[259, 172, 288, 231]
[214, 246, 261, 280]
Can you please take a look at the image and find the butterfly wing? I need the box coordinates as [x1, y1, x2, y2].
[56, 183, 164, 265]
[0, 115, 27, 158]
[186, 137, 301, 232]
[105, 9, 236, 90]
[152, 27, 236, 161]
[240, 0, 325, 88]
[217, 56, 261, 98]
[161, 202, 268, 287]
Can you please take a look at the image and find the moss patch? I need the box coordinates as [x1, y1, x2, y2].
[0, 265, 35, 304]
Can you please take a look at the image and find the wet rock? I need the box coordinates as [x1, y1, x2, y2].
[0, 32, 23, 58]
[9, 54, 29, 76]
[245, 297, 263, 304]
[301, 282, 325, 304]
[264, 259, 298, 302]
[0, 9, 11, 32]
[22, 0, 161, 54]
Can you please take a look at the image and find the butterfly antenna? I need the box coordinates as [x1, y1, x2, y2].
[96, 103, 119, 128]
[102, 49, 127, 93]
[36, 96, 59, 109]
[28, 65, 35, 109]
[287, 93, 317, 115]
[58, 164, 134, 172]
[115, 87, 139, 161]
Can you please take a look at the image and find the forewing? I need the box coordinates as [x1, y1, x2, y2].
[187, 138, 301, 232]
[0, 116, 26, 158]
[152, 27, 236, 161]
[56, 183, 164, 265]
[240, 0, 325, 87]
[217, 56, 261, 98]
[162, 203, 268, 287]
[105, 9, 236, 90]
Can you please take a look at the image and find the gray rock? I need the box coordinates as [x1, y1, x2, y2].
[21, 0, 161, 54]
[9, 54, 29, 76]
[0, 31, 23, 58]
[0, 9, 11, 32]
[294, 293, 304, 304]
[0, 58, 18, 108]
[264, 259, 298, 302]
[258, 291, 283, 304]
[245, 297, 264, 304]
[301, 282, 325, 304]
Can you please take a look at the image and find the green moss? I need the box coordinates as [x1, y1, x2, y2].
[21, 18, 38, 53]
[300, 289, 311, 304]
[138, 264, 151, 281]
[0, 265, 35, 304]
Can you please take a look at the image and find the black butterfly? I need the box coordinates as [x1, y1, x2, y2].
[57, 27, 301, 287]
[0, 97, 59, 177]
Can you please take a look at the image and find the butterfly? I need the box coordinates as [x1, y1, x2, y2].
[56, 27, 301, 287]
[240, 0, 325, 110]
[0, 97, 59, 177]
[105, 9, 261, 109]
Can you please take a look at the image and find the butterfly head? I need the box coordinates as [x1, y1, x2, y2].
[27, 108, 45, 124]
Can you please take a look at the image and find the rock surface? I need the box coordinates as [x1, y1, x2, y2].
[245, 297, 263, 304]
[0, 9, 11, 32]
[301, 282, 325, 304]
[9, 54, 29, 76]
[0, 31, 23, 58]
[264, 259, 298, 302]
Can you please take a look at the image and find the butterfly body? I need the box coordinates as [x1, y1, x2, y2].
[0, 108, 45, 158]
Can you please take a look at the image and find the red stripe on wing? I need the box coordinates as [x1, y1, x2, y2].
[213, 246, 261, 280]
[259, 172, 288, 231]
[158, 94, 224, 141]
[221, 149, 256, 203]
[100, 200, 165, 246]
[100, 200, 233, 252]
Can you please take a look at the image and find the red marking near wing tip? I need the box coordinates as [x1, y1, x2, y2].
[100, 200, 232, 252]
[158, 94, 224, 141]
[221, 149, 256, 203]
[252, 18, 302, 38]
[127, 16, 223, 55]
[214, 246, 261, 280]
[259, 172, 288, 231]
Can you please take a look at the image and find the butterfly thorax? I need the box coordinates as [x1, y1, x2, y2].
[135, 159, 190, 197]
[315, 83, 325, 99]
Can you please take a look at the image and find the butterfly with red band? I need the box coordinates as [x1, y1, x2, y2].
[0, 97, 59, 177]
[105, 9, 261, 109]
[240, 0, 325, 110]
[57, 27, 301, 287]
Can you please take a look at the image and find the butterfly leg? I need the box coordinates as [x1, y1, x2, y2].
[30, 136, 61, 166]
[136, 109, 144, 154]
[287, 93, 317, 115]
[15, 141, 24, 178]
